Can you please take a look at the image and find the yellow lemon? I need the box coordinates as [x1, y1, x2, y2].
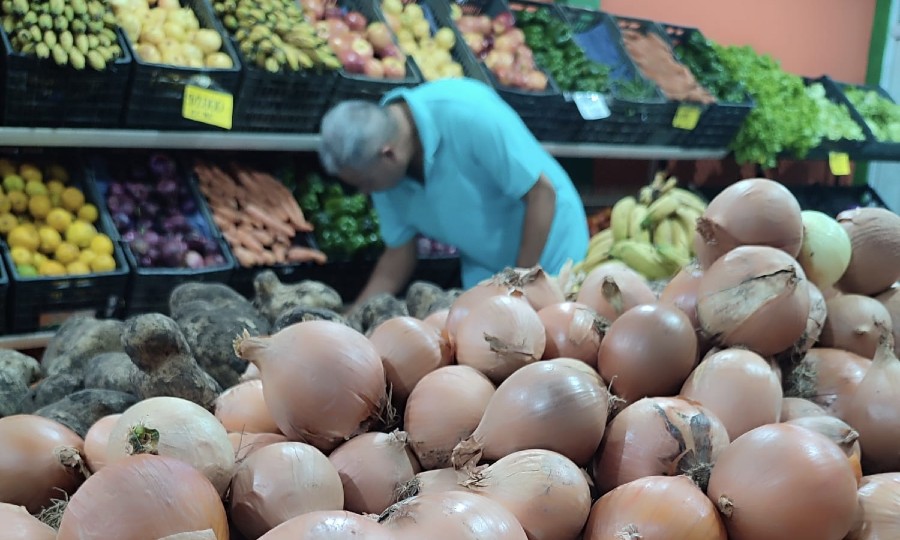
[24, 181, 48, 197]
[38, 226, 62, 254]
[77, 203, 99, 224]
[0, 159, 15, 177]
[7, 224, 39, 252]
[46, 208, 73, 233]
[10, 246, 32, 267]
[54, 242, 80, 265]
[32, 252, 48, 268]
[65, 220, 96, 248]
[0, 194, 9, 214]
[89, 253, 116, 273]
[16, 264, 38, 277]
[46, 180, 65, 196]
[66, 261, 91, 275]
[60, 187, 85, 213]
[78, 248, 97, 266]
[28, 194, 52, 220]
[45, 164, 69, 183]
[3, 174, 25, 193]
[7, 191, 27, 214]
[38, 259, 66, 276]
[89, 233, 114, 256]
[0, 213, 18, 235]
[19, 163, 42, 184]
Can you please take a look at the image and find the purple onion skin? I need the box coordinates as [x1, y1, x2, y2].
[149, 153, 177, 177]
[184, 251, 204, 269]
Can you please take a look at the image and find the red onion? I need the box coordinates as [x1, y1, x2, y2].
[836, 207, 900, 295]
[575, 262, 657, 322]
[819, 294, 893, 359]
[537, 302, 606, 366]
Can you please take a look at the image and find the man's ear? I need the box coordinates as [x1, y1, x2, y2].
[381, 145, 397, 162]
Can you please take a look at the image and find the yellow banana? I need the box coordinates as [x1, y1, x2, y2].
[638, 185, 654, 205]
[610, 240, 672, 280]
[660, 176, 678, 194]
[669, 217, 691, 253]
[650, 171, 666, 190]
[629, 204, 651, 243]
[656, 243, 691, 274]
[674, 207, 701, 246]
[642, 192, 680, 229]
[653, 219, 674, 247]
[671, 187, 709, 214]
[610, 196, 637, 242]
[588, 228, 614, 254]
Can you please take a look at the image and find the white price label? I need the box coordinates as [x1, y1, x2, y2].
[571, 92, 611, 121]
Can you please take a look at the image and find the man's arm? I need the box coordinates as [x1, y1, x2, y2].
[517, 175, 557, 268]
[348, 240, 418, 312]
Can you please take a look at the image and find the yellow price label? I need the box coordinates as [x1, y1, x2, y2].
[672, 105, 702, 130]
[182, 85, 233, 130]
[829, 152, 851, 176]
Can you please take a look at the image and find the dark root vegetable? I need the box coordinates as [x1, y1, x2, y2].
[836, 207, 900, 295]
[819, 294, 893, 359]
[575, 262, 656, 322]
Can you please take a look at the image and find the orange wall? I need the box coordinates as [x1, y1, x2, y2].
[600, 0, 876, 83]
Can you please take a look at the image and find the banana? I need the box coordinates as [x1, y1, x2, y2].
[650, 171, 666, 190]
[660, 176, 678, 194]
[611, 241, 672, 281]
[653, 219, 674, 247]
[642, 192, 679, 229]
[609, 196, 636, 242]
[581, 248, 611, 272]
[671, 187, 708, 214]
[669, 217, 691, 254]
[674, 207, 702, 246]
[628, 204, 651, 243]
[656, 244, 691, 274]
[588, 228, 614, 253]
[638, 185, 653, 205]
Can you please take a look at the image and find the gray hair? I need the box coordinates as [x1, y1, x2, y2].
[318, 100, 398, 175]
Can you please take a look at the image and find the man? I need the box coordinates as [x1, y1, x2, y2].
[318, 77, 588, 308]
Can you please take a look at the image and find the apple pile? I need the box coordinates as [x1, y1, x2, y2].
[455, 10, 548, 91]
[381, 0, 464, 82]
[302, 0, 407, 79]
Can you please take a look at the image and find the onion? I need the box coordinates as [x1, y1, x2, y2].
[259, 511, 393, 540]
[597, 303, 697, 405]
[452, 359, 609, 470]
[788, 348, 871, 417]
[786, 415, 862, 483]
[876, 286, 900, 356]
[660, 261, 704, 331]
[404, 366, 495, 470]
[57, 454, 228, 540]
[592, 396, 729, 494]
[693, 178, 803, 269]
[0, 502, 56, 539]
[380, 491, 527, 540]
[779, 397, 828, 421]
[328, 431, 421, 515]
[697, 245, 811, 356]
[0, 415, 87, 513]
[422, 308, 449, 332]
[537, 302, 606, 365]
[234, 321, 386, 452]
[214, 379, 281, 435]
[797, 210, 853, 289]
[582, 476, 727, 540]
[842, 327, 900, 474]
[846, 473, 900, 540]
[497, 266, 565, 310]
[819, 295, 893, 358]
[680, 348, 782, 440]
[241, 363, 261, 382]
[455, 295, 546, 383]
[576, 262, 656, 322]
[461, 449, 591, 540]
[369, 317, 452, 404]
[230, 442, 344, 539]
[229, 432, 289, 462]
[401, 468, 466, 498]
[836, 207, 900, 295]
[107, 396, 235, 496]
[445, 279, 519, 344]
[83, 414, 120, 473]
[789, 282, 828, 361]
[706, 423, 859, 540]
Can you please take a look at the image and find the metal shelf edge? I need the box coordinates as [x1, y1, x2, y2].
[0, 330, 55, 350]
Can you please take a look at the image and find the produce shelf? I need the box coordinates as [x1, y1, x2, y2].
[0, 330, 54, 350]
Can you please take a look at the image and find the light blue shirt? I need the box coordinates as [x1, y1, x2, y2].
[373, 78, 589, 289]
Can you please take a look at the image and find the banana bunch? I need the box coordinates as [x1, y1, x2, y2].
[1, 0, 122, 70]
[575, 173, 708, 281]
[214, 0, 340, 72]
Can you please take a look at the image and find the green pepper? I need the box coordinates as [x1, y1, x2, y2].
[298, 193, 320, 212]
[335, 215, 358, 235]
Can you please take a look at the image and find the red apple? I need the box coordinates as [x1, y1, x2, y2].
[475, 15, 492, 35]
[463, 32, 485, 55]
[524, 70, 548, 91]
[325, 18, 351, 36]
[382, 56, 406, 79]
[493, 33, 516, 52]
[350, 36, 375, 59]
[455, 16, 478, 35]
[378, 42, 403, 59]
[345, 11, 368, 32]
[485, 49, 514, 70]
[505, 28, 525, 48]
[328, 34, 353, 55]
[363, 58, 385, 78]
[338, 49, 366, 73]
[492, 12, 515, 35]
[324, 5, 344, 20]
[495, 66, 516, 87]
[366, 22, 394, 52]
[515, 47, 534, 68]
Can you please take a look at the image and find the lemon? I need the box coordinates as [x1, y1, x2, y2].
[60, 187, 85, 213]
[90, 253, 116, 273]
[46, 180, 65, 196]
[28, 194, 52, 220]
[24, 181, 48, 197]
[7, 224, 39, 252]
[78, 248, 98, 266]
[10, 246, 32, 267]
[7, 191, 27, 214]
[46, 208, 73, 233]
[65, 220, 96, 248]
[77, 204, 99, 224]
[38, 226, 62, 254]
[0, 213, 18, 235]
[66, 261, 91, 275]
[45, 164, 69, 183]
[54, 242, 80, 265]
[0, 159, 15, 177]
[32, 252, 47, 268]
[19, 163, 42, 184]
[0, 194, 8, 214]
[16, 264, 38, 278]
[89, 233, 114, 256]
[38, 259, 66, 276]
[3, 174, 25, 193]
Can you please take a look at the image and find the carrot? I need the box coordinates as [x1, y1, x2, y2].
[211, 213, 234, 233]
[248, 227, 274, 247]
[259, 250, 277, 266]
[232, 246, 259, 267]
[272, 243, 287, 264]
[213, 204, 241, 225]
[245, 203, 296, 239]
[232, 226, 267, 253]
[287, 246, 328, 265]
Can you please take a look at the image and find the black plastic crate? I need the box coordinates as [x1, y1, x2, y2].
[328, 0, 423, 107]
[121, 0, 242, 130]
[833, 80, 900, 161]
[86, 153, 236, 316]
[0, 27, 132, 128]
[0, 255, 8, 333]
[234, 66, 338, 133]
[413, 0, 490, 84]
[660, 24, 754, 149]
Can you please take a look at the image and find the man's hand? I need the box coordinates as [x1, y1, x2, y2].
[517, 175, 556, 268]
[347, 240, 418, 314]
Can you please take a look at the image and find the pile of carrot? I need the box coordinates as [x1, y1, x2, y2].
[194, 160, 328, 268]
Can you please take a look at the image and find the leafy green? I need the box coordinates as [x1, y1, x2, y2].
[805, 83, 865, 142]
[673, 31, 746, 103]
[843, 87, 900, 142]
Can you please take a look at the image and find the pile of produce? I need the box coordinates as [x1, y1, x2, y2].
[382, 0, 464, 81]
[0, 0, 123, 70]
[0, 157, 117, 277]
[805, 82, 867, 143]
[96, 153, 228, 270]
[193, 159, 327, 267]
[214, 0, 340, 72]
[112, 0, 234, 69]
[843, 86, 900, 142]
[669, 29, 746, 103]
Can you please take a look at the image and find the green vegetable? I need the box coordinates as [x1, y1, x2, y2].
[843, 87, 900, 142]
[805, 83, 865, 142]
[673, 31, 746, 103]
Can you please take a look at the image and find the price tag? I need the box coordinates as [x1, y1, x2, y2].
[672, 105, 702, 130]
[829, 152, 852, 176]
[182, 85, 233, 130]
[571, 92, 611, 121]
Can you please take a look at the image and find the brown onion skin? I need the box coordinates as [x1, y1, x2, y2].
[836, 208, 900, 296]
[779, 397, 828, 422]
[789, 348, 871, 417]
[660, 262, 704, 331]
[258, 511, 394, 540]
[693, 178, 804, 269]
[445, 281, 519, 345]
[597, 303, 697, 405]
[876, 287, 900, 356]
[707, 423, 859, 540]
[786, 416, 863, 484]
[382, 491, 527, 540]
[83, 414, 120, 473]
[583, 476, 727, 540]
[819, 295, 893, 359]
[592, 397, 730, 494]
[0, 502, 57, 539]
[0, 414, 86, 513]
[404, 468, 466, 498]
[576, 262, 657, 322]
[229, 432, 289, 462]
[369, 316, 452, 404]
[538, 302, 604, 366]
[215, 379, 281, 435]
[680, 348, 782, 441]
[422, 309, 449, 332]
[845, 473, 900, 540]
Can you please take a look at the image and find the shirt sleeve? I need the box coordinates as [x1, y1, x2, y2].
[371, 191, 417, 248]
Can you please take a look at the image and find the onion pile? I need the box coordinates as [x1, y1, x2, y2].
[660, 262, 704, 331]
[788, 347, 871, 417]
[259, 511, 393, 540]
[836, 207, 900, 295]
[846, 473, 900, 540]
[1, 502, 57, 539]
[381, 491, 527, 540]
[786, 415, 863, 482]
[779, 397, 827, 421]
[214, 379, 280, 435]
[796, 210, 853, 290]
[445, 279, 519, 344]
[369, 316, 452, 404]
[877, 286, 900, 355]
[576, 262, 657, 321]
[820, 294, 893, 358]
[229, 432, 289, 462]
[83, 414, 120, 473]
[538, 302, 606, 366]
